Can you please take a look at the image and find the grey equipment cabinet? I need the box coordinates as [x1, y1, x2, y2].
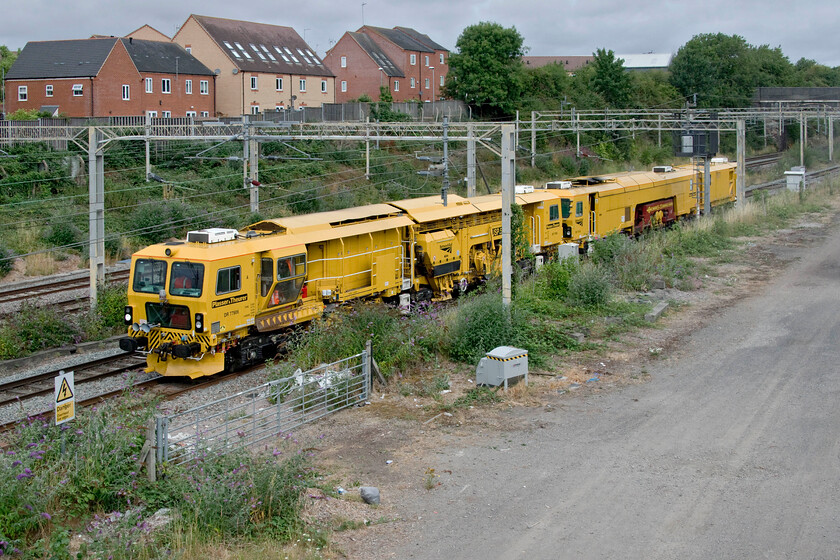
[475, 346, 528, 389]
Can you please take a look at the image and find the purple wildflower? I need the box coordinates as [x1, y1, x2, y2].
[40, 512, 51, 520]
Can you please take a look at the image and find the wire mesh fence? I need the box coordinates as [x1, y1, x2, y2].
[156, 350, 369, 467]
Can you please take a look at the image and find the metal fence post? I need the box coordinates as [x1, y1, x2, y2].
[364, 340, 372, 400]
[146, 418, 156, 482]
[155, 415, 166, 464]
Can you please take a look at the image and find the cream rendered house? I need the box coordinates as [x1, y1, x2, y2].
[173, 15, 335, 116]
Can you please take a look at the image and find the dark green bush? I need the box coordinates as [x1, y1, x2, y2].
[566, 262, 611, 307]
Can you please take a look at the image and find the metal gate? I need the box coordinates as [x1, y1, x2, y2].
[156, 351, 369, 466]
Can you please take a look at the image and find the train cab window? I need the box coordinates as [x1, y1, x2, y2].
[549, 204, 559, 221]
[260, 258, 273, 297]
[561, 199, 571, 219]
[575, 201, 584, 217]
[269, 254, 306, 308]
[216, 266, 241, 295]
[133, 259, 167, 294]
[169, 262, 204, 297]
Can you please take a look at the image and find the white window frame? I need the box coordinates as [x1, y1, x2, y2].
[299, 79, 306, 92]
[276, 77, 283, 91]
[341, 80, 347, 92]
[186, 111, 197, 117]
[185, 46, 192, 54]
[72, 84, 83, 96]
[440, 53, 444, 64]
[410, 54, 416, 65]
[17, 86, 27, 101]
[200, 111, 209, 117]
[122, 84, 130, 100]
[161, 79, 171, 94]
[340, 56, 347, 68]
[321, 80, 327, 93]
[250, 76, 258, 90]
[147, 110, 157, 118]
[394, 80, 399, 92]
[440, 75, 444, 87]
[200, 80, 209, 95]
[251, 105, 260, 115]
[45, 84, 53, 97]
[185, 79, 192, 94]
[145, 78, 153, 93]
[425, 78, 430, 89]
[162, 110, 171, 118]
[425, 55, 429, 66]
[410, 77, 415, 89]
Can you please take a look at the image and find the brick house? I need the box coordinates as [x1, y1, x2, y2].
[173, 15, 335, 116]
[4, 37, 216, 118]
[325, 26, 448, 103]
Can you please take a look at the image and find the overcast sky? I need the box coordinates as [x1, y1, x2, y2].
[3, 0, 837, 66]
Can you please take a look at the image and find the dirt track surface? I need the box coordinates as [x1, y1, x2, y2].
[297, 204, 840, 559]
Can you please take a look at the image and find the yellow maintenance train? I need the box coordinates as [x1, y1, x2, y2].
[120, 160, 736, 378]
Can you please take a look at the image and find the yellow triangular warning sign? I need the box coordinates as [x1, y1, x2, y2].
[56, 377, 74, 402]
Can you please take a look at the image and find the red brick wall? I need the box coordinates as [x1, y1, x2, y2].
[3, 41, 216, 118]
[326, 35, 387, 102]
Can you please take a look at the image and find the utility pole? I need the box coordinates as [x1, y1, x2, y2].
[736, 119, 745, 207]
[501, 124, 515, 309]
[249, 137, 259, 212]
[530, 111, 536, 168]
[88, 127, 105, 307]
[466, 123, 476, 197]
[442, 116, 449, 206]
[145, 112, 151, 181]
[365, 117, 370, 179]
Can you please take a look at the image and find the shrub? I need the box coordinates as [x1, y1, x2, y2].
[445, 291, 524, 363]
[538, 257, 578, 299]
[0, 246, 15, 278]
[44, 220, 82, 249]
[565, 262, 611, 307]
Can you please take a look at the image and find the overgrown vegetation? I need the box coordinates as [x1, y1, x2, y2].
[0, 390, 317, 559]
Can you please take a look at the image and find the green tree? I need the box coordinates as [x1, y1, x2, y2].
[591, 48, 632, 108]
[670, 33, 794, 107]
[792, 58, 840, 87]
[631, 70, 683, 109]
[1, 46, 19, 105]
[520, 63, 571, 111]
[445, 22, 526, 117]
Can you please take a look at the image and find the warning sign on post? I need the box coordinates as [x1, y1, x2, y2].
[54, 370, 75, 425]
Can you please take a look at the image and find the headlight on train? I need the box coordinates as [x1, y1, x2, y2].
[195, 313, 204, 333]
[124, 306, 133, 325]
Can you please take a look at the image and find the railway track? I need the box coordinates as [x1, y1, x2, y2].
[745, 152, 783, 169]
[747, 164, 840, 197]
[0, 351, 146, 408]
[0, 267, 129, 316]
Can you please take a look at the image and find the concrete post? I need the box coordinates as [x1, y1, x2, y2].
[365, 117, 370, 180]
[531, 111, 536, 167]
[467, 123, 476, 198]
[736, 119, 746, 207]
[501, 124, 515, 309]
[249, 138, 259, 213]
[442, 116, 449, 206]
[88, 127, 105, 308]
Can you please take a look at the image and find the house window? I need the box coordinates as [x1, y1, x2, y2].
[340, 56, 347, 68]
[185, 46, 192, 54]
[147, 110, 157, 118]
[425, 78, 430, 89]
[161, 79, 171, 94]
[45, 85, 53, 97]
[299, 79, 306, 92]
[251, 106, 260, 114]
[410, 54, 416, 65]
[341, 80, 347, 92]
[250, 76, 258, 90]
[72, 84, 83, 96]
[410, 77, 415, 88]
[145, 78, 153, 93]
[440, 75, 444, 87]
[275, 105, 285, 111]
[200, 111, 209, 117]
[425, 55, 429, 66]
[162, 110, 171, 118]
[122, 85, 130, 100]
[394, 80, 399, 92]
[321, 80, 327, 93]
[186, 111, 196, 117]
[185, 79, 192, 94]
[276, 77, 283, 91]
[17, 86, 27, 101]
[440, 53, 444, 64]
[200, 80, 208, 95]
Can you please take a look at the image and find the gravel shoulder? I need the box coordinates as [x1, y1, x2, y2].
[293, 198, 840, 559]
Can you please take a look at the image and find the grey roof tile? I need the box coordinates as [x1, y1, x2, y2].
[349, 32, 404, 77]
[6, 39, 117, 79]
[121, 38, 214, 75]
